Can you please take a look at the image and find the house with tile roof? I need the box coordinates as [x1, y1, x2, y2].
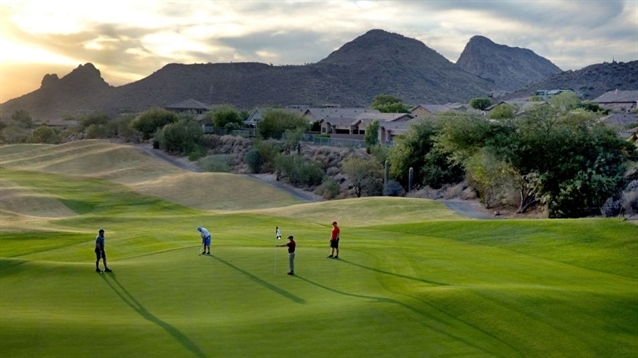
[593, 90, 638, 112]
[164, 99, 211, 114]
[410, 103, 480, 117]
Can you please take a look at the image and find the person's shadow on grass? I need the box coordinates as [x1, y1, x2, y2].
[294, 274, 514, 356]
[100, 272, 206, 358]
[336, 258, 447, 286]
[210, 255, 305, 304]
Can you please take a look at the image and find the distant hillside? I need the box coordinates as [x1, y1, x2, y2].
[315, 29, 495, 105]
[0, 30, 498, 120]
[503, 60, 638, 100]
[457, 35, 562, 91]
[3, 29, 629, 121]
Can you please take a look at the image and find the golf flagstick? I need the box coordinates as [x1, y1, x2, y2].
[274, 227, 281, 275]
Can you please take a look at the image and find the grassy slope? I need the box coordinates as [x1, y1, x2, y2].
[1, 141, 637, 358]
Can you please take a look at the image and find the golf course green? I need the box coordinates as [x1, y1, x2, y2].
[1, 140, 637, 357]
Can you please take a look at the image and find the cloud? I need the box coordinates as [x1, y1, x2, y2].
[0, 0, 636, 103]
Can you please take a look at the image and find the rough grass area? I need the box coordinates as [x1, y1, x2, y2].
[1, 141, 637, 358]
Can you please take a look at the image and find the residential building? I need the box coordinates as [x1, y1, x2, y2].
[593, 90, 638, 112]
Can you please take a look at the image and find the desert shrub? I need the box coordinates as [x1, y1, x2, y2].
[600, 197, 623, 217]
[253, 140, 285, 172]
[383, 180, 404, 196]
[31, 125, 60, 144]
[79, 112, 110, 131]
[319, 177, 340, 199]
[245, 148, 264, 173]
[369, 144, 390, 165]
[444, 182, 466, 199]
[1, 122, 30, 143]
[362, 177, 383, 196]
[131, 107, 180, 140]
[623, 190, 638, 215]
[110, 114, 138, 142]
[256, 109, 307, 139]
[199, 154, 231, 172]
[275, 154, 324, 188]
[622, 180, 638, 215]
[85, 123, 113, 139]
[489, 104, 515, 119]
[470, 97, 492, 110]
[156, 119, 205, 155]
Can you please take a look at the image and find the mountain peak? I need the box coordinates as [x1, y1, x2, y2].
[468, 35, 494, 44]
[59, 62, 111, 89]
[319, 29, 446, 67]
[457, 36, 562, 91]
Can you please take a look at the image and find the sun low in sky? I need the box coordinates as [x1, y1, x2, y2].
[0, 0, 636, 103]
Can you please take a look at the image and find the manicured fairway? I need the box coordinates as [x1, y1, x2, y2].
[1, 141, 637, 357]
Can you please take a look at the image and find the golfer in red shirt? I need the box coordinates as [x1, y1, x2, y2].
[327, 221, 340, 259]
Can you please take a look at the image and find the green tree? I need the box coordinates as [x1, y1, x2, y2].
[364, 120, 380, 149]
[371, 94, 409, 113]
[489, 104, 515, 120]
[274, 154, 324, 188]
[469, 97, 492, 110]
[11, 109, 33, 128]
[210, 105, 243, 130]
[437, 106, 632, 217]
[550, 91, 580, 112]
[580, 101, 608, 114]
[464, 149, 518, 208]
[1, 122, 30, 143]
[79, 112, 110, 131]
[388, 120, 462, 189]
[131, 107, 180, 140]
[516, 108, 630, 217]
[30, 125, 60, 144]
[256, 109, 307, 139]
[341, 156, 383, 197]
[156, 119, 205, 156]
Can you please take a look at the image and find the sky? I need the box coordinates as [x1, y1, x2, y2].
[0, 0, 636, 103]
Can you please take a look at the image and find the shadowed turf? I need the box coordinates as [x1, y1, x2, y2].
[1, 141, 637, 357]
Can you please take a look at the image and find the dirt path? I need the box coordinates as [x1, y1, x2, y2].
[443, 200, 497, 219]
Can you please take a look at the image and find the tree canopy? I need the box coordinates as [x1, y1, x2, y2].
[256, 109, 307, 140]
[131, 107, 180, 140]
[371, 94, 410, 113]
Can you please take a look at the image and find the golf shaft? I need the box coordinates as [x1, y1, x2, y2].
[274, 243, 277, 274]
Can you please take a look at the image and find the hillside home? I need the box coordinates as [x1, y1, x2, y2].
[302, 107, 380, 125]
[379, 117, 425, 143]
[601, 113, 638, 128]
[318, 112, 414, 142]
[593, 90, 638, 112]
[164, 99, 211, 115]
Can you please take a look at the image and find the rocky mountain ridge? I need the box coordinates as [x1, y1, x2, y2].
[1, 29, 634, 120]
[504, 60, 638, 100]
[457, 35, 562, 91]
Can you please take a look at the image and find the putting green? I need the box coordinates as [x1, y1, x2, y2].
[1, 141, 636, 357]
